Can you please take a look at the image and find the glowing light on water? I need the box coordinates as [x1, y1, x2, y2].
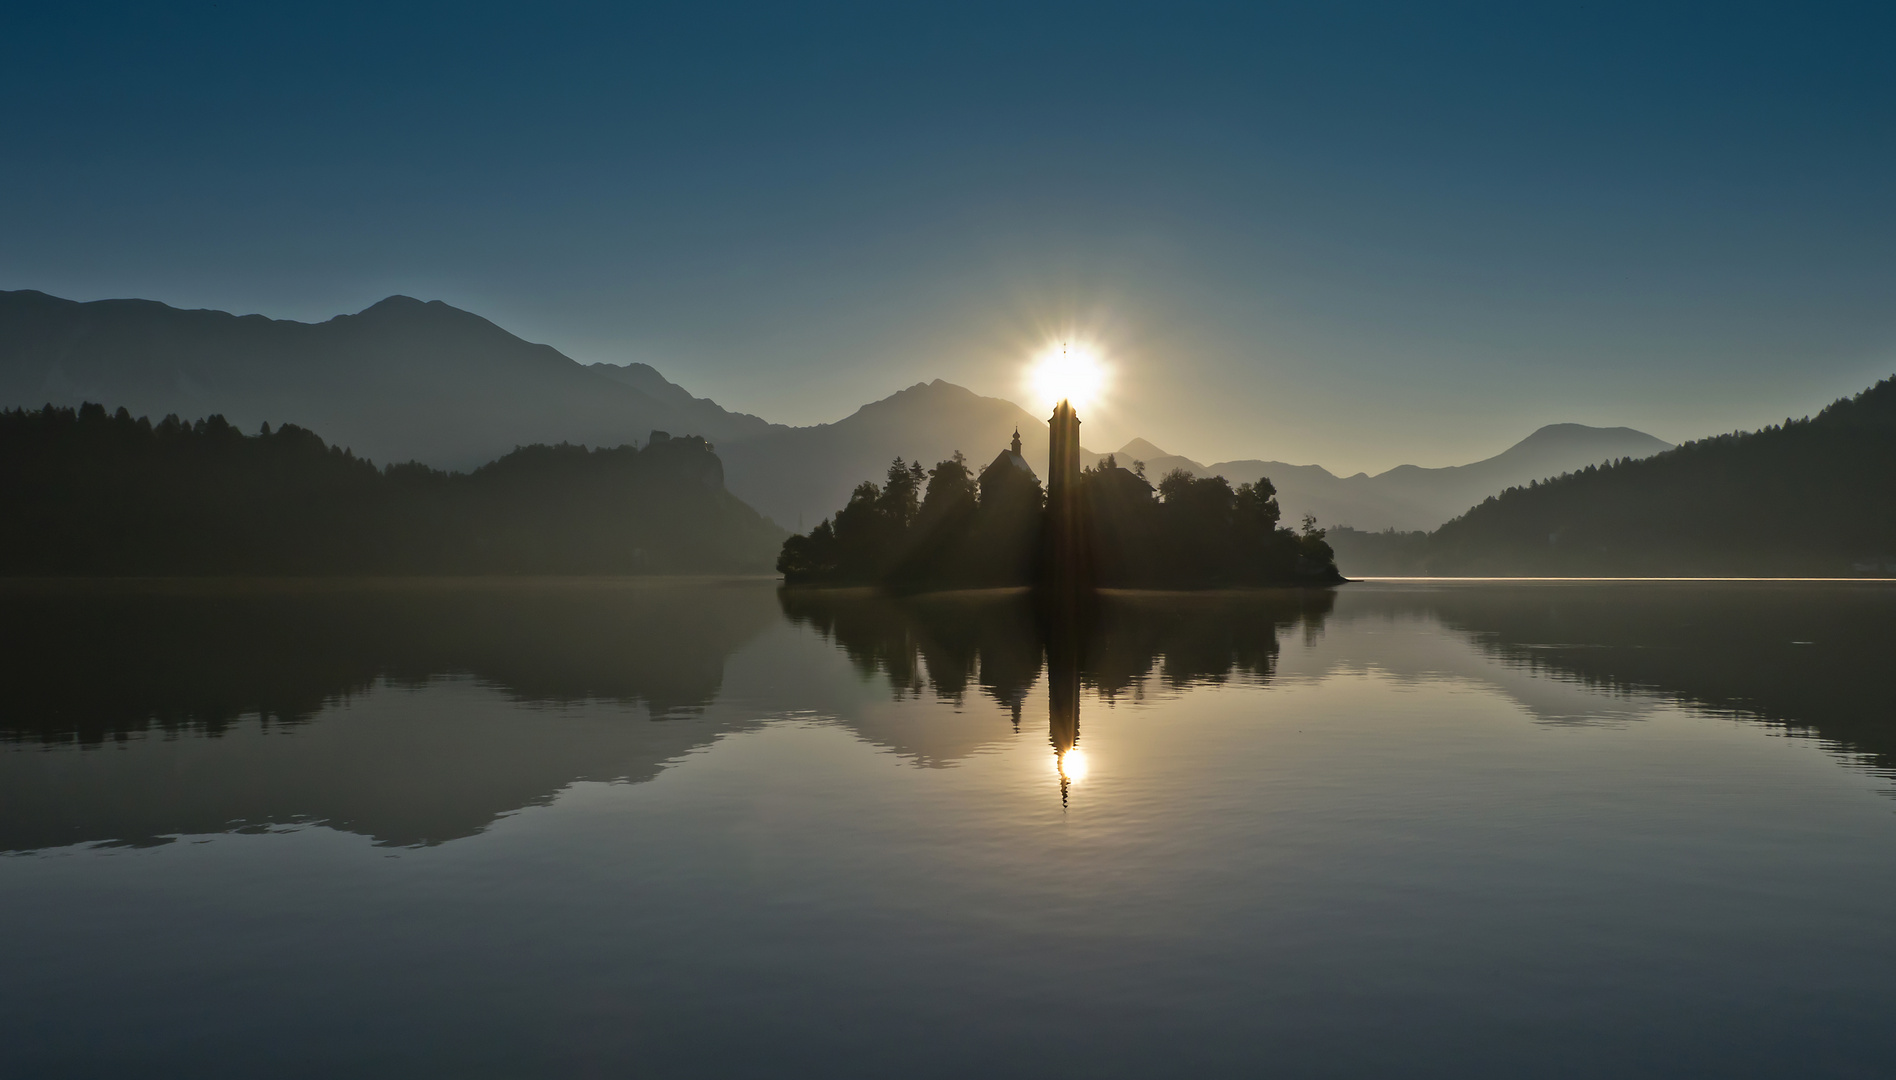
[1056, 746, 1089, 785]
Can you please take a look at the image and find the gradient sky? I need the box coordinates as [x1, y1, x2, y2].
[4, 1, 1893, 473]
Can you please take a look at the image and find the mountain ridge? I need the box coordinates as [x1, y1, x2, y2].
[1111, 423, 1673, 533]
[0, 290, 772, 468]
[0, 289, 1672, 534]
[718, 379, 1077, 529]
[1338, 375, 1896, 576]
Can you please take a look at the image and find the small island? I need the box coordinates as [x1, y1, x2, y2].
[777, 399, 1344, 590]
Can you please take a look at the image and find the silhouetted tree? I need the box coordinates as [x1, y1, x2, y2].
[0, 403, 783, 574]
[780, 436, 1341, 589]
[918, 452, 976, 525]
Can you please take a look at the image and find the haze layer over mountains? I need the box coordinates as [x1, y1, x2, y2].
[0, 290, 1672, 533]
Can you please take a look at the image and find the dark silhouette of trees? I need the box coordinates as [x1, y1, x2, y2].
[1083, 459, 1334, 586]
[778, 442, 1343, 589]
[778, 446, 1050, 587]
[1323, 374, 1896, 577]
[0, 403, 784, 574]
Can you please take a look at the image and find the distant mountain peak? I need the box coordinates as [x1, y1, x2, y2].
[347, 295, 450, 321]
[1494, 423, 1673, 463]
[845, 379, 996, 421]
[0, 287, 782, 470]
[1117, 438, 1171, 461]
[363, 294, 427, 310]
[1517, 421, 1667, 444]
[890, 378, 972, 399]
[346, 296, 525, 334]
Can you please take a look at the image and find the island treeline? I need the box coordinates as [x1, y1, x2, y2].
[777, 437, 1342, 589]
[0, 403, 784, 574]
[1327, 375, 1896, 577]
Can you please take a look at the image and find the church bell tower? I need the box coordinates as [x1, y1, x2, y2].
[1047, 396, 1083, 589]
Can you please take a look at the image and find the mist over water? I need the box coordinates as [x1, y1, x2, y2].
[2, 579, 1894, 1077]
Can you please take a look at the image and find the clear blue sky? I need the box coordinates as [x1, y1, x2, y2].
[4, 1, 1892, 471]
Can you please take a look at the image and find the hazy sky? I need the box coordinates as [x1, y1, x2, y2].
[4, 2, 1893, 472]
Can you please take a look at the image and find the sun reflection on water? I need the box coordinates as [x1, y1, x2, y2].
[1056, 746, 1089, 785]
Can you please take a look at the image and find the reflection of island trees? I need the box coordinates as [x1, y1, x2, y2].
[778, 588, 1046, 723]
[1351, 584, 1896, 776]
[0, 580, 780, 851]
[778, 587, 1336, 712]
[781, 586, 1332, 804]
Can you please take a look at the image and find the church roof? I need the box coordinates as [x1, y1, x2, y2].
[982, 448, 1036, 479]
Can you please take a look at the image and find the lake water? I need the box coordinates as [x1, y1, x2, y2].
[3, 578, 1894, 1078]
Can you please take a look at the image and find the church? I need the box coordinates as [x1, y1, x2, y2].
[977, 427, 1043, 512]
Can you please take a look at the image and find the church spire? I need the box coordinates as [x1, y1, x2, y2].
[1011, 427, 1021, 455]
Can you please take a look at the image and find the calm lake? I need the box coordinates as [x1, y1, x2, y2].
[3, 578, 1894, 1078]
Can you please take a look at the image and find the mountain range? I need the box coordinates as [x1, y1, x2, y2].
[0, 289, 1672, 533]
[1365, 376, 1896, 576]
[0, 290, 781, 468]
[1113, 424, 1674, 533]
[720, 380, 1067, 530]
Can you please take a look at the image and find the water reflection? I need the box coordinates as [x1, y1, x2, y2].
[1342, 581, 1896, 778]
[8, 580, 1896, 1078]
[780, 587, 1337, 802]
[0, 579, 782, 850]
[1049, 593, 1080, 806]
[0, 578, 779, 744]
[3, 579, 1893, 854]
[776, 588, 1047, 725]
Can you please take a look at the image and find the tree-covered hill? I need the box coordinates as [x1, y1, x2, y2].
[0, 403, 784, 574]
[1337, 376, 1896, 576]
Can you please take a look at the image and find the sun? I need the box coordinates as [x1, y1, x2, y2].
[1026, 344, 1107, 414]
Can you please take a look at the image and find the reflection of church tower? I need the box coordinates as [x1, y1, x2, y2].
[1047, 597, 1081, 807]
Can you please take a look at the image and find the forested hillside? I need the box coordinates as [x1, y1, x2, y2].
[0, 404, 784, 574]
[1335, 377, 1896, 576]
